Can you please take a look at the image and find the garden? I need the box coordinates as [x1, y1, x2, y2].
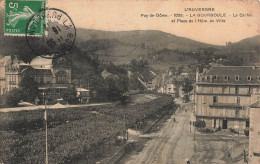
[0, 95, 175, 164]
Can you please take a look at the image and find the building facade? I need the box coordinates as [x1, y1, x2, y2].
[76, 88, 90, 103]
[0, 55, 71, 101]
[248, 100, 260, 164]
[195, 66, 260, 131]
[26, 56, 71, 100]
[0, 56, 26, 94]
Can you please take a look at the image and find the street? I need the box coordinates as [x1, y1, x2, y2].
[125, 101, 248, 164]
[125, 101, 194, 164]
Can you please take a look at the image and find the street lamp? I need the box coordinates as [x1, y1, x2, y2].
[42, 90, 48, 164]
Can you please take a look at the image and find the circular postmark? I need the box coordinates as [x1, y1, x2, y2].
[25, 8, 76, 59]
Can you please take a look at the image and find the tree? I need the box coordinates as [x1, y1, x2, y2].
[182, 78, 193, 94]
[19, 71, 39, 102]
[105, 77, 127, 101]
[62, 85, 78, 104]
[4, 88, 24, 107]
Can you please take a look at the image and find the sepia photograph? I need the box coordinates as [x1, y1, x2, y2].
[0, 0, 260, 163]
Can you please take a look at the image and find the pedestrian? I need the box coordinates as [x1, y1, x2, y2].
[185, 158, 190, 164]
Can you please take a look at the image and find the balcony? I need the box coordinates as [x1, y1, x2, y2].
[9, 81, 16, 85]
[195, 91, 251, 96]
[194, 114, 249, 120]
[209, 103, 242, 108]
[38, 83, 70, 89]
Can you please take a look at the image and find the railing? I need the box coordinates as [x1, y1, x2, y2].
[38, 83, 69, 88]
[209, 103, 242, 108]
[195, 92, 251, 96]
[194, 114, 249, 120]
[9, 81, 16, 85]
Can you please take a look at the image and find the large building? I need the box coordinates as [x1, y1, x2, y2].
[195, 66, 260, 131]
[248, 99, 260, 164]
[0, 55, 71, 101]
[0, 55, 26, 94]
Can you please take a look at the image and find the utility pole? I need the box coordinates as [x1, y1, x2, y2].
[190, 121, 191, 133]
[124, 114, 128, 140]
[193, 124, 196, 141]
[44, 93, 48, 164]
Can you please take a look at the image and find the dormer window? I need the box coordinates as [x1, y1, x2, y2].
[247, 76, 252, 81]
[224, 75, 229, 81]
[212, 75, 217, 81]
[235, 76, 240, 81]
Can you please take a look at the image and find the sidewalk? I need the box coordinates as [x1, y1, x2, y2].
[0, 102, 112, 112]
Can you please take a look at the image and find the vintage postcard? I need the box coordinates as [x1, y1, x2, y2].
[0, 0, 260, 164]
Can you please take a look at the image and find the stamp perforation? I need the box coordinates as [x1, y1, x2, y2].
[3, 0, 47, 36]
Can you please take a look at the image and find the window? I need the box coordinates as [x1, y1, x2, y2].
[44, 71, 51, 83]
[235, 76, 240, 81]
[202, 96, 207, 104]
[258, 76, 260, 81]
[235, 108, 239, 118]
[224, 75, 229, 81]
[248, 86, 252, 94]
[40, 76, 44, 83]
[212, 75, 217, 81]
[236, 97, 240, 104]
[213, 96, 217, 104]
[247, 76, 252, 81]
[35, 72, 40, 83]
[235, 86, 239, 94]
[56, 71, 67, 83]
[246, 121, 249, 128]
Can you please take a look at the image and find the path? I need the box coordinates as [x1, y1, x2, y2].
[0, 102, 112, 112]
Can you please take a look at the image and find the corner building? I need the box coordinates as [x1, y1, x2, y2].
[195, 66, 260, 132]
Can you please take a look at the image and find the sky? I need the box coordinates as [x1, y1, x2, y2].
[2, 0, 260, 45]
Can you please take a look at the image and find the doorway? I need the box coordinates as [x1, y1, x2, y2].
[223, 120, 228, 129]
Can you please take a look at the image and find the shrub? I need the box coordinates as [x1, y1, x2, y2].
[4, 88, 24, 107]
[194, 120, 206, 128]
[62, 85, 78, 104]
[215, 126, 221, 132]
[229, 128, 239, 134]
[198, 128, 214, 133]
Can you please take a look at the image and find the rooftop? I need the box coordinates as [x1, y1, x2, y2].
[30, 56, 52, 66]
[198, 66, 260, 85]
[76, 88, 90, 92]
[250, 100, 260, 108]
[0, 56, 11, 63]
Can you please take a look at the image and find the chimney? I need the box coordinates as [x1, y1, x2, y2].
[209, 75, 213, 82]
[11, 54, 14, 65]
[196, 68, 199, 82]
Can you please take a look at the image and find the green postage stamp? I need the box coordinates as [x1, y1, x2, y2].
[4, 0, 46, 36]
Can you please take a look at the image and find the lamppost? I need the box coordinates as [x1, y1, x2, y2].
[42, 91, 48, 164]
